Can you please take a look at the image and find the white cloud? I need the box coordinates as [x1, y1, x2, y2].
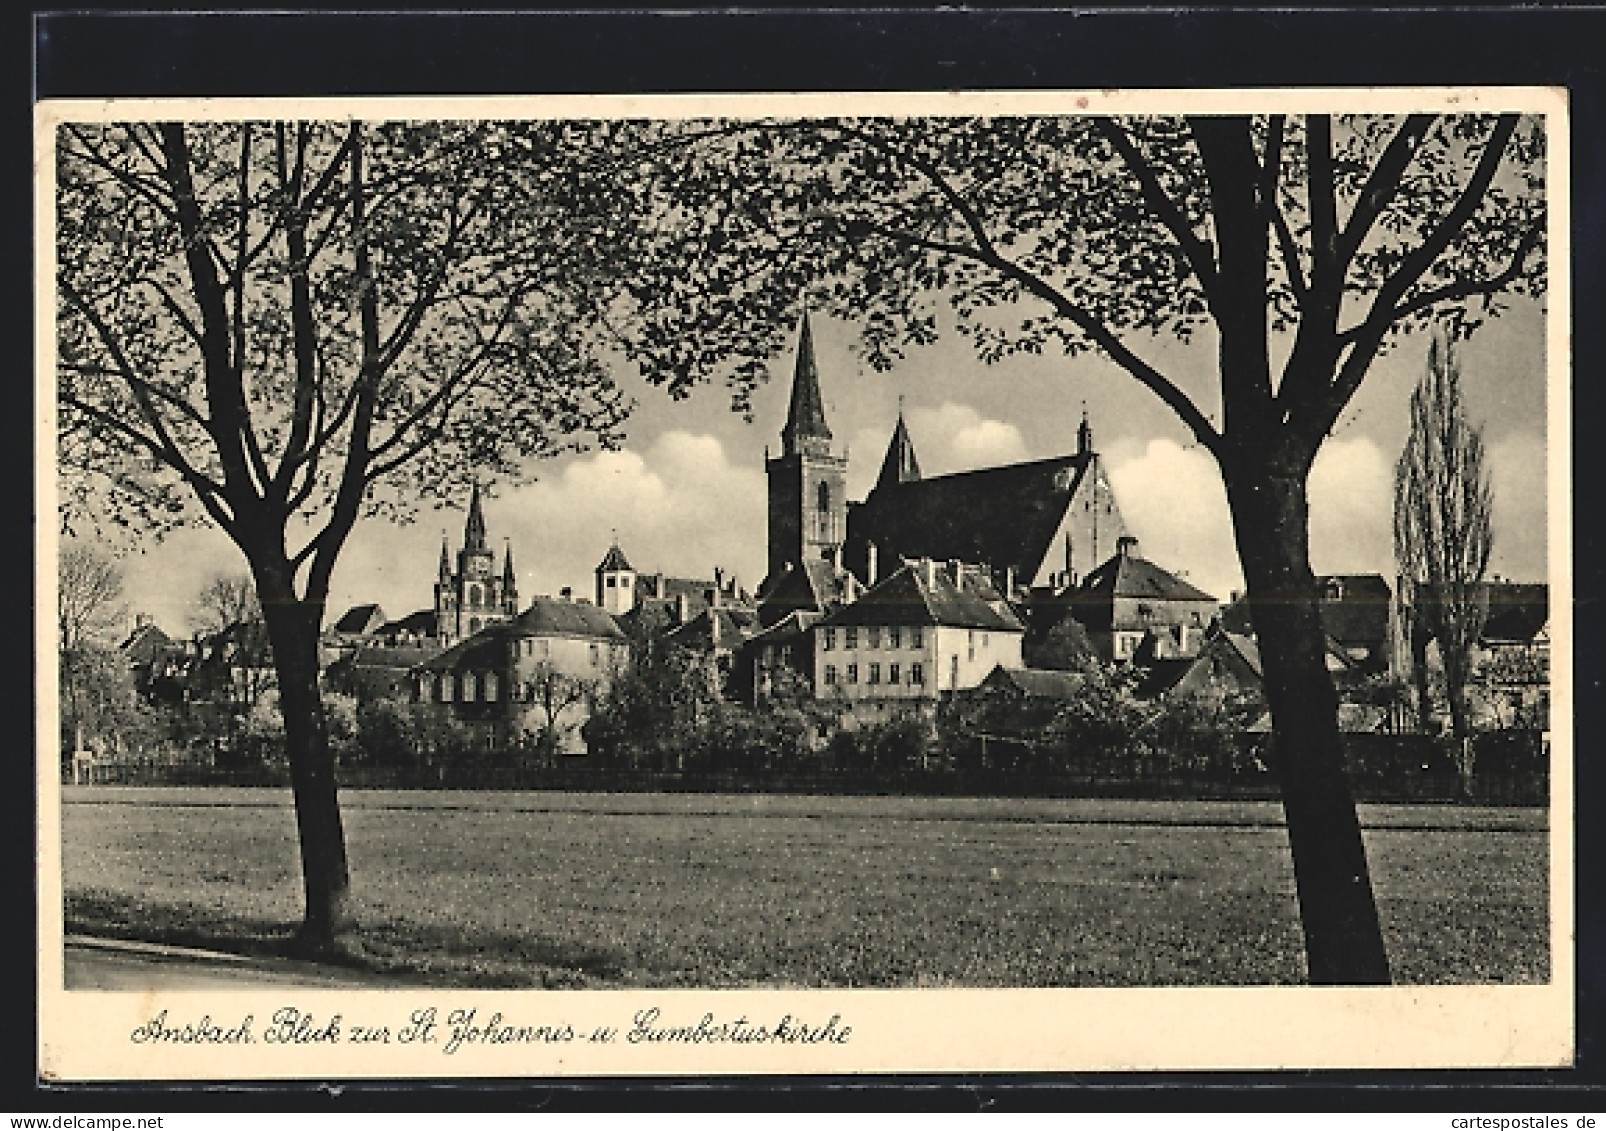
[1307, 436, 1393, 578]
[1487, 430, 1548, 582]
[907, 402, 1030, 475]
[1107, 438, 1240, 601]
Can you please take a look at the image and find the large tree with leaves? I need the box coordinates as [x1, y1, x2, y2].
[604, 111, 1545, 983]
[55, 119, 628, 949]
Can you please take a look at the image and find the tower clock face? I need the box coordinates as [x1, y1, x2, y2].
[468, 557, 490, 578]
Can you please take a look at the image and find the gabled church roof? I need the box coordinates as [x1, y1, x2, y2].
[849, 452, 1096, 582]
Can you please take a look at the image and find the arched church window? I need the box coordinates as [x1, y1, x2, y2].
[469, 583, 482, 606]
[817, 481, 831, 512]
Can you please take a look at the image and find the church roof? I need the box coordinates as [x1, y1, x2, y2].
[849, 453, 1095, 581]
[819, 561, 1025, 633]
[875, 412, 922, 491]
[596, 543, 634, 573]
[780, 312, 832, 454]
[381, 609, 439, 639]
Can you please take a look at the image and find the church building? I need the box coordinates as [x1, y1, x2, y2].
[757, 311, 1132, 610]
[434, 483, 519, 647]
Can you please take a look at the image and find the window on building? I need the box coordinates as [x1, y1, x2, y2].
[910, 626, 923, 649]
[590, 643, 600, 667]
[606, 576, 617, 588]
[469, 617, 482, 634]
[845, 627, 858, 649]
[888, 663, 899, 685]
[463, 673, 478, 702]
[847, 663, 858, 684]
[622, 577, 630, 588]
[469, 584, 482, 605]
[888, 625, 901, 648]
[867, 626, 880, 649]
[817, 480, 831, 513]
[441, 675, 454, 702]
[823, 628, 835, 651]
[824, 665, 837, 686]
[485, 672, 499, 701]
[868, 663, 881, 685]
[910, 662, 924, 685]
[950, 655, 959, 688]
[968, 631, 975, 661]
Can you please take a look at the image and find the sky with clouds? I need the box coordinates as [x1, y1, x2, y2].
[99, 297, 1550, 637]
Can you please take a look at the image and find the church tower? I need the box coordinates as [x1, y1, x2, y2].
[765, 311, 849, 587]
[433, 483, 520, 645]
[874, 405, 922, 493]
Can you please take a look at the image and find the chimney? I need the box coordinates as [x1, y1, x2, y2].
[676, 593, 689, 624]
[710, 610, 721, 646]
[706, 586, 721, 609]
[714, 566, 725, 592]
[135, 612, 153, 630]
[949, 559, 963, 587]
[560, 586, 573, 601]
[924, 558, 937, 590]
[867, 542, 879, 586]
[1116, 536, 1139, 560]
[832, 544, 843, 571]
[1005, 565, 1017, 598]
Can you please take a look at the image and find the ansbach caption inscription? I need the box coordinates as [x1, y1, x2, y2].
[129, 1006, 852, 1054]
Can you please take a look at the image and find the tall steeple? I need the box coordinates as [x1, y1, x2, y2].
[464, 481, 487, 552]
[438, 534, 452, 584]
[1077, 407, 1094, 457]
[502, 539, 517, 591]
[875, 404, 922, 492]
[780, 311, 833, 458]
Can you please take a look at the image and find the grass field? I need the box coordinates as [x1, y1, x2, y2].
[61, 787, 1550, 988]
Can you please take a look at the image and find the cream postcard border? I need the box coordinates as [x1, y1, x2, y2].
[35, 87, 1574, 1081]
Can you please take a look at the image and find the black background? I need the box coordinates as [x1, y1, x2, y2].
[15, 5, 1606, 1112]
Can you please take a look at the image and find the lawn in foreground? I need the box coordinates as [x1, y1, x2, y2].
[62, 788, 1549, 987]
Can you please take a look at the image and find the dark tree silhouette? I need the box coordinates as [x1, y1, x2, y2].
[55, 118, 628, 950]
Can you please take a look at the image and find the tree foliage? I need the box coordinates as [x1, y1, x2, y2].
[58, 543, 128, 651]
[1394, 329, 1495, 772]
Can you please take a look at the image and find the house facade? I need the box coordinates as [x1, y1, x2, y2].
[813, 558, 1025, 722]
[414, 596, 628, 755]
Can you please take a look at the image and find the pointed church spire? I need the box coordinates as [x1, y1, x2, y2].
[502, 539, 516, 588]
[438, 533, 452, 584]
[464, 482, 487, 552]
[1077, 406, 1094, 457]
[875, 404, 922, 491]
[781, 310, 833, 458]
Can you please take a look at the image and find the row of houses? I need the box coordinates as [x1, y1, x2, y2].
[116, 313, 1551, 761]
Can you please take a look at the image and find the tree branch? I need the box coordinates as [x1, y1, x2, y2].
[1095, 116, 1221, 299]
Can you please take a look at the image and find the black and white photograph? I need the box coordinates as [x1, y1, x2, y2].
[37, 87, 1570, 1078]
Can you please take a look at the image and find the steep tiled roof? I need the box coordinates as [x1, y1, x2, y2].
[847, 453, 1094, 582]
[332, 604, 386, 635]
[514, 597, 627, 641]
[756, 557, 860, 628]
[819, 561, 1025, 632]
[1080, 548, 1218, 604]
[119, 623, 174, 665]
[1480, 582, 1549, 644]
[983, 666, 1086, 700]
[415, 598, 623, 672]
[665, 605, 760, 651]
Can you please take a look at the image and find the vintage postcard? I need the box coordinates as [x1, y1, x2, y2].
[36, 88, 1572, 1081]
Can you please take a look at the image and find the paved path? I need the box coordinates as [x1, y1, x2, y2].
[64, 935, 398, 990]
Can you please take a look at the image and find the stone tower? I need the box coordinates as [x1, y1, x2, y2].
[433, 483, 519, 645]
[765, 311, 849, 587]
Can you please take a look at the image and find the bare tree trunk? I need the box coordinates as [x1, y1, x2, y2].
[258, 592, 351, 951]
[1225, 455, 1392, 985]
